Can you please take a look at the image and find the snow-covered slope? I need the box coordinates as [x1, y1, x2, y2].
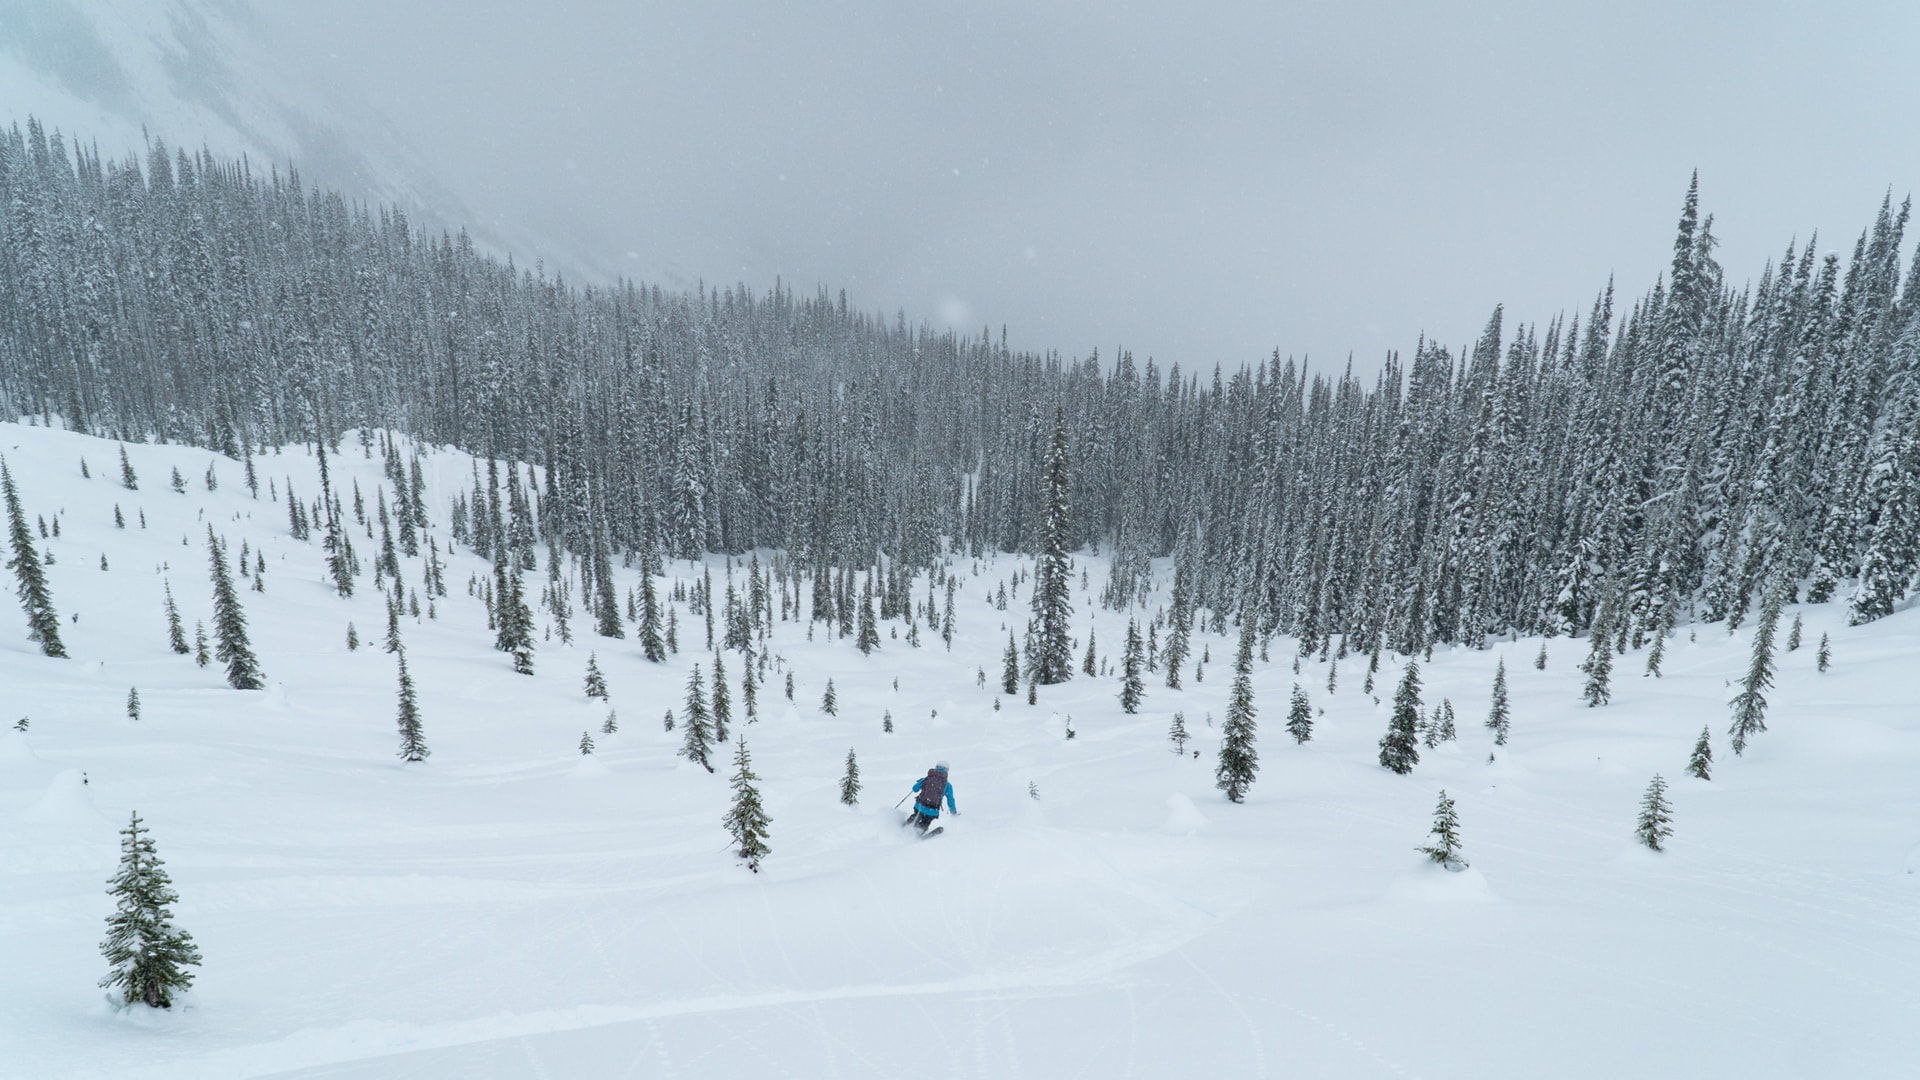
[2, 418, 1918, 1079]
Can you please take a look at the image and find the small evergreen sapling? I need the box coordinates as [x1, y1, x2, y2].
[821, 678, 838, 716]
[579, 731, 595, 755]
[1001, 630, 1021, 695]
[1379, 659, 1422, 774]
[1169, 710, 1189, 753]
[839, 748, 861, 806]
[1534, 641, 1547, 670]
[126, 687, 141, 720]
[1418, 790, 1466, 869]
[723, 737, 771, 871]
[1786, 614, 1803, 652]
[99, 812, 202, 1008]
[1286, 683, 1313, 744]
[1686, 725, 1713, 780]
[1636, 774, 1674, 851]
[583, 653, 608, 701]
[193, 621, 209, 667]
[118, 446, 138, 490]
[346, 622, 360, 651]
[1486, 658, 1511, 746]
[1816, 633, 1832, 672]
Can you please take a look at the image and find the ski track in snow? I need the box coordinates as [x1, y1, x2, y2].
[4, 422, 1920, 1078]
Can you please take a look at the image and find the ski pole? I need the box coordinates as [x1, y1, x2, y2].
[893, 793, 910, 809]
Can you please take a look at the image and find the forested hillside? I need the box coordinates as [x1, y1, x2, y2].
[4, 117, 1917, 651]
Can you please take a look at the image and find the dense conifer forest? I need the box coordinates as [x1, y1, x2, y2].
[4, 116, 1918, 654]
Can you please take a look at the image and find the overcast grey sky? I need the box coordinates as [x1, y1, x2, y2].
[20, 1, 1920, 374]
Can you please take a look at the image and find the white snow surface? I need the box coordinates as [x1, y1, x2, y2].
[2, 419, 1919, 1078]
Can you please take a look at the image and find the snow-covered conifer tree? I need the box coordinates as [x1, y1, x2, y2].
[1729, 589, 1780, 755]
[1418, 790, 1465, 867]
[1286, 683, 1312, 744]
[1001, 630, 1020, 695]
[820, 677, 838, 716]
[1119, 618, 1145, 713]
[1029, 407, 1075, 684]
[723, 737, 771, 871]
[1168, 711, 1189, 754]
[1580, 607, 1613, 708]
[3, 458, 65, 657]
[1636, 774, 1674, 851]
[206, 530, 263, 689]
[1379, 658, 1422, 774]
[680, 663, 715, 772]
[839, 748, 861, 806]
[99, 812, 201, 1008]
[711, 652, 732, 742]
[583, 653, 608, 700]
[639, 572, 665, 662]
[1215, 621, 1259, 802]
[1686, 725, 1713, 780]
[1486, 657, 1511, 746]
[396, 647, 429, 762]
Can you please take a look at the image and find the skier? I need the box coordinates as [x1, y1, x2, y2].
[906, 760, 958, 833]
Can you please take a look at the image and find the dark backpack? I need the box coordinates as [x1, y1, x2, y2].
[916, 767, 948, 811]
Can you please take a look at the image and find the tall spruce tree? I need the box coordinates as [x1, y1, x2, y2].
[206, 529, 263, 689]
[1729, 588, 1781, 756]
[711, 652, 732, 742]
[639, 572, 665, 662]
[1001, 630, 1021, 694]
[1580, 608, 1613, 708]
[1163, 564, 1192, 689]
[99, 812, 202, 1008]
[1119, 617, 1145, 713]
[1215, 620, 1259, 802]
[493, 556, 535, 675]
[723, 736, 772, 871]
[395, 647, 429, 762]
[680, 663, 715, 772]
[1379, 658, 1422, 774]
[1030, 406, 1075, 684]
[2, 458, 65, 657]
[118, 446, 138, 490]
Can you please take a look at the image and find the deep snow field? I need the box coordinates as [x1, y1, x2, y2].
[3, 419, 1918, 1079]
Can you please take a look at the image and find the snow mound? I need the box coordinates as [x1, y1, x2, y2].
[1382, 861, 1499, 904]
[1159, 792, 1210, 833]
[23, 770, 104, 826]
[0, 731, 41, 768]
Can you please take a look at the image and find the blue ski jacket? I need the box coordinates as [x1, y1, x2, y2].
[911, 777, 957, 817]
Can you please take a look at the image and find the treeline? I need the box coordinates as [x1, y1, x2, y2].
[3, 115, 1918, 651]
